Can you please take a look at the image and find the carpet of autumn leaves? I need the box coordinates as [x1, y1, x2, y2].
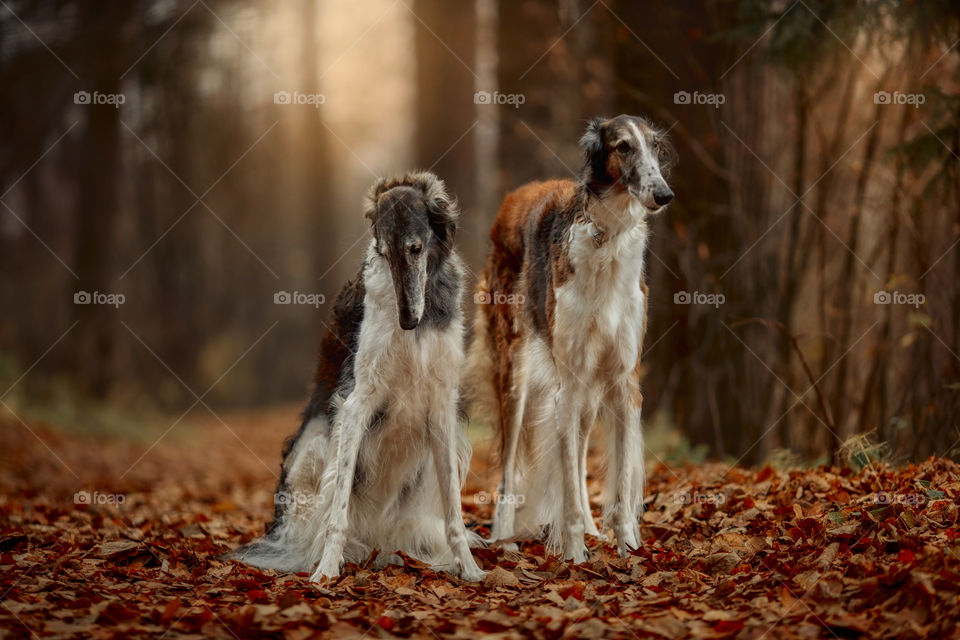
[3, 407, 960, 639]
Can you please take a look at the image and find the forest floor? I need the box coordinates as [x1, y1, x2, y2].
[2, 406, 960, 639]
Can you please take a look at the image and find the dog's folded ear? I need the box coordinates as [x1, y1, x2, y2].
[411, 171, 460, 250]
[657, 133, 679, 179]
[579, 116, 609, 184]
[363, 176, 391, 228]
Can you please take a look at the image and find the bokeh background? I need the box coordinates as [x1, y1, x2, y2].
[1, 0, 958, 466]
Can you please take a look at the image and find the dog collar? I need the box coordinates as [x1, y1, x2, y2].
[582, 191, 608, 248]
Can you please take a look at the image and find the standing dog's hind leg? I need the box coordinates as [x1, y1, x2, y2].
[491, 348, 528, 546]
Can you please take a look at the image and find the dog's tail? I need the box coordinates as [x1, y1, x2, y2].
[225, 414, 334, 574]
[225, 529, 302, 573]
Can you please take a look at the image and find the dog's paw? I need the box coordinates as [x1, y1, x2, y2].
[309, 567, 339, 582]
[308, 568, 337, 583]
[310, 557, 341, 582]
[492, 540, 519, 552]
[565, 544, 589, 564]
[615, 531, 640, 558]
[614, 526, 640, 558]
[459, 565, 487, 583]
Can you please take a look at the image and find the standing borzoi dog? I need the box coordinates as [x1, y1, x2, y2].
[466, 115, 675, 561]
[231, 172, 485, 582]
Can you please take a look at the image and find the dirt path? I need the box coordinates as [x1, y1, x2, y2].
[2, 407, 960, 638]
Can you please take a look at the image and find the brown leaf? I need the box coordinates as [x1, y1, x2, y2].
[817, 542, 840, 570]
[705, 552, 739, 575]
[483, 566, 519, 588]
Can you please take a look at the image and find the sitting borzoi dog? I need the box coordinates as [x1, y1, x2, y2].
[466, 115, 675, 561]
[231, 172, 485, 582]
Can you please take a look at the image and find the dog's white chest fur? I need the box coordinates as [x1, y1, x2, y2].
[360, 251, 465, 393]
[353, 249, 465, 459]
[553, 218, 648, 378]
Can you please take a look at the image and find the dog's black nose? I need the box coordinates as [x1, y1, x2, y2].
[399, 315, 420, 330]
[654, 188, 674, 207]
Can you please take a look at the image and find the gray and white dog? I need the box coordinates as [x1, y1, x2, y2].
[231, 171, 485, 582]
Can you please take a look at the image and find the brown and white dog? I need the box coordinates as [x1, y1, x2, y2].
[466, 115, 675, 561]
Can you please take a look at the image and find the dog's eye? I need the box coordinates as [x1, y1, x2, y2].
[409, 243, 423, 255]
[616, 141, 631, 153]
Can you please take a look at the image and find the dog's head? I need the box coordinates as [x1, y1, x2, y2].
[364, 171, 459, 331]
[580, 114, 676, 212]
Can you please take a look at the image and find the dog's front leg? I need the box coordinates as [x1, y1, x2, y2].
[309, 392, 376, 581]
[429, 401, 486, 582]
[608, 383, 643, 557]
[555, 384, 587, 563]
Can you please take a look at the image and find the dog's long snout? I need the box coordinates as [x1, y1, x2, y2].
[396, 285, 424, 330]
[389, 253, 426, 331]
[653, 185, 674, 207]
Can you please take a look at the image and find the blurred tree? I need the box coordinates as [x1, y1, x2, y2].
[413, 0, 479, 265]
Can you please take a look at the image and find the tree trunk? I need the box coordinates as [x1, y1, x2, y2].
[72, 2, 136, 398]
[414, 0, 479, 266]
